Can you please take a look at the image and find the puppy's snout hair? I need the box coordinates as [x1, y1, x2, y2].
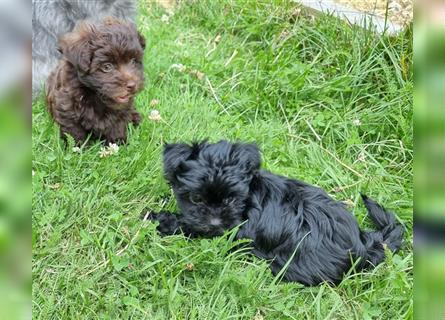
[209, 217, 222, 226]
[147, 140, 405, 286]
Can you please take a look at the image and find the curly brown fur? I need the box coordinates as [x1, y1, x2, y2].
[32, 0, 136, 100]
[46, 18, 145, 144]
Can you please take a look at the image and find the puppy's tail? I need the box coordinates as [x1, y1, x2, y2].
[360, 194, 404, 267]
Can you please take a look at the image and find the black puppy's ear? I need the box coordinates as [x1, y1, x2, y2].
[232, 143, 261, 174]
[58, 21, 96, 72]
[163, 141, 207, 184]
[163, 143, 192, 184]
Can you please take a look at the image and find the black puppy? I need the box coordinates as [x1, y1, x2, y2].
[147, 140, 404, 286]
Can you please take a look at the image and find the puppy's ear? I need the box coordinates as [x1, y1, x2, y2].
[232, 143, 261, 174]
[163, 143, 192, 184]
[58, 22, 96, 72]
[163, 141, 205, 184]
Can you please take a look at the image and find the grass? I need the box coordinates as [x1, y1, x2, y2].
[32, 0, 413, 319]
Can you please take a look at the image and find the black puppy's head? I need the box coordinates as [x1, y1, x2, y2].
[163, 140, 261, 237]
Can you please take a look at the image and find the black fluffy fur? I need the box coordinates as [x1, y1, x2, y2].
[147, 140, 404, 286]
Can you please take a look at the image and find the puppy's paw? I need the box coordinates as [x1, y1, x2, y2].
[141, 211, 180, 236]
[104, 134, 127, 145]
[139, 209, 168, 221]
[131, 111, 142, 126]
[140, 209, 155, 221]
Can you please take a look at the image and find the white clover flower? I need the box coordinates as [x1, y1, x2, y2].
[99, 143, 119, 158]
[72, 146, 82, 153]
[160, 14, 170, 23]
[352, 119, 361, 126]
[108, 143, 119, 154]
[99, 149, 109, 158]
[149, 109, 162, 121]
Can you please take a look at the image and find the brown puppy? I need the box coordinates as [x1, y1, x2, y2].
[46, 18, 145, 144]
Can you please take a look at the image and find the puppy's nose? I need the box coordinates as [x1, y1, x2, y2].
[210, 217, 222, 226]
[126, 81, 136, 91]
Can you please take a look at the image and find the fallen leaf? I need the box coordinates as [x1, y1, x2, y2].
[190, 69, 205, 80]
[150, 99, 160, 107]
[171, 63, 186, 72]
[47, 183, 61, 190]
[253, 310, 264, 320]
[342, 199, 355, 208]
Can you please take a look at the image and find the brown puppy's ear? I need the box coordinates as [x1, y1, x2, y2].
[58, 22, 96, 72]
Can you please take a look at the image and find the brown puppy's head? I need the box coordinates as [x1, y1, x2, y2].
[58, 18, 145, 107]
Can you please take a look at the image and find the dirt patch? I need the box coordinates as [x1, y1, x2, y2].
[156, 0, 177, 12]
[334, 0, 412, 25]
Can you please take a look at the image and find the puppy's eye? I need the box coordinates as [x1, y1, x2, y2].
[129, 58, 140, 66]
[101, 63, 114, 72]
[189, 194, 203, 204]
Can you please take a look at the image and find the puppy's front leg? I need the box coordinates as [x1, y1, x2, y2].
[130, 109, 141, 126]
[60, 124, 88, 146]
[105, 121, 127, 144]
[143, 211, 182, 236]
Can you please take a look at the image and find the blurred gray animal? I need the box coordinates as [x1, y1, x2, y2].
[32, 0, 136, 100]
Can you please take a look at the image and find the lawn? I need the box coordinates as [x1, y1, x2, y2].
[32, 0, 413, 319]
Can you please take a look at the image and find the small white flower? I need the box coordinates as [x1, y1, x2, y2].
[358, 151, 366, 162]
[99, 149, 109, 158]
[149, 109, 162, 121]
[160, 14, 170, 23]
[352, 119, 361, 126]
[99, 143, 119, 158]
[108, 143, 119, 153]
[72, 146, 82, 153]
